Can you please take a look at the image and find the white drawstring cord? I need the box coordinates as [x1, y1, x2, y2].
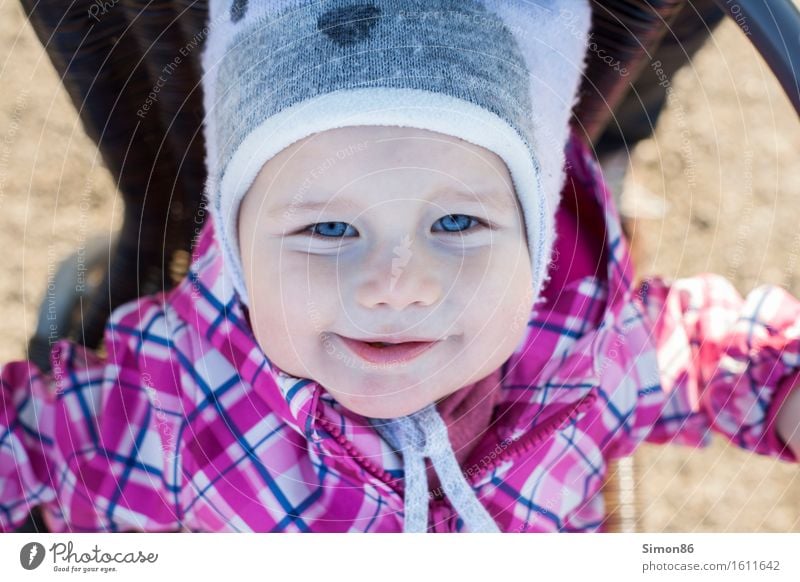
[373, 403, 500, 533]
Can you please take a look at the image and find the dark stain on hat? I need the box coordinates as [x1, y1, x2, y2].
[231, 0, 248, 23]
[317, 4, 382, 47]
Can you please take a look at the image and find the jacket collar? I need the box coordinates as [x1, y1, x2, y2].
[169, 128, 635, 475]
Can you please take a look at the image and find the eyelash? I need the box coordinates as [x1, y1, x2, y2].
[300, 215, 490, 239]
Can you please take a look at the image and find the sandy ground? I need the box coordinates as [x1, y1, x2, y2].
[1, 3, 798, 531]
[621, 13, 800, 531]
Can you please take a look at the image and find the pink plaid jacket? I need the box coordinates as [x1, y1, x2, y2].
[2, 132, 798, 533]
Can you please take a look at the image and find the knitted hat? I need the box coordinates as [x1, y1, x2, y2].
[201, 0, 593, 309]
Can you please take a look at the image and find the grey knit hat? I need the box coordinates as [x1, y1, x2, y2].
[201, 0, 592, 309]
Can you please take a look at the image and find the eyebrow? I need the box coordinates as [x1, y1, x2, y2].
[272, 188, 516, 217]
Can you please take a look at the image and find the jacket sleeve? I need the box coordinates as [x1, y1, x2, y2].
[0, 298, 186, 532]
[613, 273, 800, 463]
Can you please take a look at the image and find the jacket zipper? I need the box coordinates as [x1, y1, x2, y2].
[314, 397, 406, 497]
[314, 389, 598, 499]
[413, 391, 597, 531]
[465, 390, 598, 487]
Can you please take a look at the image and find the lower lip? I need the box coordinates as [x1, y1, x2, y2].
[336, 335, 439, 365]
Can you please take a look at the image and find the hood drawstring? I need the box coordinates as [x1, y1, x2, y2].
[373, 404, 500, 533]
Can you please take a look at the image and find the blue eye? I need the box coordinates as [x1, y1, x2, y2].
[301, 214, 486, 239]
[306, 222, 358, 238]
[433, 214, 484, 233]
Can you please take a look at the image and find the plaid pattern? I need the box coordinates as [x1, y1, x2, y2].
[2, 130, 798, 533]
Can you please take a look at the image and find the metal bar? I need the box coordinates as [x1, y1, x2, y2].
[711, 0, 800, 113]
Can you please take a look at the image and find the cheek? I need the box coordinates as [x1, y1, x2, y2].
[461, 248, 533, 341]
[246, 258, 311, 358]
[248, 286, 322, 379]
[462, 247, 531, 307]
[248, 255, 341, 348]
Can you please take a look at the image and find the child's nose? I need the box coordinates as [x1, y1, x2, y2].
[354, 240, 443, 311]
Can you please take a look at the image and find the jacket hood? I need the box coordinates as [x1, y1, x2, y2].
[168, 127, 633, 496]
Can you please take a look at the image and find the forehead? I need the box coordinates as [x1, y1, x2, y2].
[259, 125, 518, 211]
[277, 125, 510, 175]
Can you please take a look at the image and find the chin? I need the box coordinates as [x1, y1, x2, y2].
[333, 390, 434, 419]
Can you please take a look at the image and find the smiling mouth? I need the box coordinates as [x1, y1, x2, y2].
[336, 335, 440, 365]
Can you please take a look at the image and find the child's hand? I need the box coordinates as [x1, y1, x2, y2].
[775, 383, 800, 460]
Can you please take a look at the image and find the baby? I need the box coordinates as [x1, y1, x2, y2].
[2, 0, 800, 533]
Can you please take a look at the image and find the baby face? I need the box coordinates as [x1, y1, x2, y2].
[238, 126, 533, 419]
